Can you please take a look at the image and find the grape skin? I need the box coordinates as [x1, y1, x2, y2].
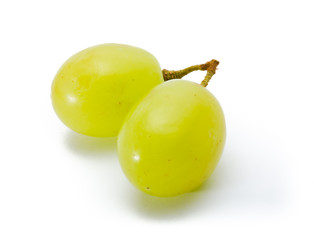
[118, 80, 226, 197]
[51, 43, 164, 137]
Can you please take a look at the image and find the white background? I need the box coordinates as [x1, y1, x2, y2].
[1, 0, 313, 239]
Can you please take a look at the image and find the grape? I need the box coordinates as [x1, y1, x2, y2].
[118, 80, 226, 197]
[51, 44, 164, 137]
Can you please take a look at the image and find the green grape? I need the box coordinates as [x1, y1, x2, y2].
[118, 80, 226, 197]
[51, 43, 164, 137]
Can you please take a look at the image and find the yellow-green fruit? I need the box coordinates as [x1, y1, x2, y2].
[118, 80, 226, 197]
[51, 43, 164, 137]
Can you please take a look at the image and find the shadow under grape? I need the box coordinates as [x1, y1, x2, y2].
[64, 131, 117, 159]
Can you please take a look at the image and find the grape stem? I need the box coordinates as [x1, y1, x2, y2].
[162, 59, 219, 87]
[200, 59, 219, 87]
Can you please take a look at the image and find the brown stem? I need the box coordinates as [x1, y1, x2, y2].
[162, 60, 219, 86]
[200, 59, 219, 87]
[162, 60, 216, 81]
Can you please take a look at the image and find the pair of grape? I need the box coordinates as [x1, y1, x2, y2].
[51, 44, 226, 197]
